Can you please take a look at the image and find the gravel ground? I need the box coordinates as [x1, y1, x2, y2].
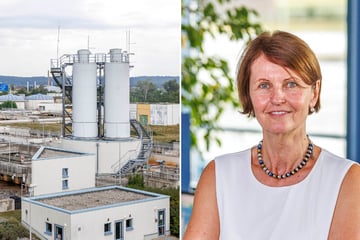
[38, 188, 154, 211]
[0, 181, 21, 199]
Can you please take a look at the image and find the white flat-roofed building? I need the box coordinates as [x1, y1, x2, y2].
[22, 185, 170, 240]
[25, 94, 54, 110]
[31, 146, 96, 196]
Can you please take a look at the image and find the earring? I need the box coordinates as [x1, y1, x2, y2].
[310, 107, 315, 113]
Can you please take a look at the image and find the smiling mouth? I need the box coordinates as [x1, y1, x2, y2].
[269, 111, 288, 115]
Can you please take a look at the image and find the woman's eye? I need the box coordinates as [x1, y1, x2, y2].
[259, 82, 269, 89]
[287, 81, 297, 88]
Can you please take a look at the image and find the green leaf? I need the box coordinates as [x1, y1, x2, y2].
[182, 0, 262, 158]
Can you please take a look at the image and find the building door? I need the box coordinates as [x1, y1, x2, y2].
[158, 209, 166, 236]
[139, 114, 148, 125]
[54, 225, 63, 240]
[115, 220, 124, 240]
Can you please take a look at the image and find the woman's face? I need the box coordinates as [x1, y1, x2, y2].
[249, 54, 319, 135]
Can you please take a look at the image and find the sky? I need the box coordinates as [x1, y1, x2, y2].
[0, 0, 180, 77]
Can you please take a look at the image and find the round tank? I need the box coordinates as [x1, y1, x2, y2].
[72, 49, 98, 138]
[104, 49, 130, 138]
[77, 49, 91, 63]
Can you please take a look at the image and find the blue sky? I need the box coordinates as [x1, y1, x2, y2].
[0, 0, 180, 77]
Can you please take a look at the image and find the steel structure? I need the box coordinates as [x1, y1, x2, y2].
[50, 49, 131, 139]
[50, 49, 153, 174]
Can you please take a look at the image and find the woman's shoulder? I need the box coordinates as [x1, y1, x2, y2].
[328, 157, 360, 238]
[320, 148, 357, 164]
[214, 148, 251, 162]
[316, 148, 359, 188]
[320, 148, 357, 168]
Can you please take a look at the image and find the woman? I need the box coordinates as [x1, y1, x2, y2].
[184, 31, 360, 239]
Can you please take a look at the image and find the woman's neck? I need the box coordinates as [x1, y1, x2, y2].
[260, 133, 310, 175]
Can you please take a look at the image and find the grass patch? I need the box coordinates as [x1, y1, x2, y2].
[0, 210, 39, 240]
[0, 122, 61, 132]
[149, 125, 179, 143]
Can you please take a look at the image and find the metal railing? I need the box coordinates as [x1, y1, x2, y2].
[50, 51, 130, 69]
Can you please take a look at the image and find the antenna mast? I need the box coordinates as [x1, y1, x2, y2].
[126, 30, 130, 53]
[57, 26, 61, 67]
[126, 29, 135, 68]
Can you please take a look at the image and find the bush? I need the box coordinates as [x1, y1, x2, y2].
[127, 174, 145, 188]
[0, 101, 17, 109]
[0, 217, 29, 240]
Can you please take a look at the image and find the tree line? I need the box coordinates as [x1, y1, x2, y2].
[2, 79, 179, 104]
[130, 79, 179, 103]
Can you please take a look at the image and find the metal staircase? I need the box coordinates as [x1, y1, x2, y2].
[50, 59, 74, 137]
[119, 120, 153, 174]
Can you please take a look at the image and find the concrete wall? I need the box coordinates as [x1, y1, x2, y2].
[56, 138, 142, 174]
[97, 140, 141, 174]
[38, 102, 62, 112]
[22, 200, 70, 240]
[70, 197, 170, 239]
[0, 198, 14, 212]
[130, 104, 137, 120]
[25, 100, 53, 110]
[31, 152, 96, 196]
[150, 104, 179, 125]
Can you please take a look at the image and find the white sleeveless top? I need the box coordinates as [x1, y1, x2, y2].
[215, 148, 355, 240]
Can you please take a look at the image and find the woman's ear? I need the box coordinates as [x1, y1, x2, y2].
[311, 79, 321, 106]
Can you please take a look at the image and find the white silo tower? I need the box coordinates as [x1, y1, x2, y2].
[104, 48, 130, 138]
[72, 49, 98, 138]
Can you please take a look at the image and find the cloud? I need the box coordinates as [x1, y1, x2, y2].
[0, 0, 180, 76]
[0, 0, 180, 31]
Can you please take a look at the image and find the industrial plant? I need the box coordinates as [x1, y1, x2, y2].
[0, 48, 178, 239]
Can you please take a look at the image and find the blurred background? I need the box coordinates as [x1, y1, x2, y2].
[181, 0, 351, 236]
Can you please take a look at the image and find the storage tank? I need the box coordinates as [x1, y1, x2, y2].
[104, 48, 130, 138]
[72, 49, 98, 138]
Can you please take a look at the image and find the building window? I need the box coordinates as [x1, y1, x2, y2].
[126, 218, 133, 231]
[158, 209, 166, 236]
[45, 222, 52, 235]
[104, 222, 112, 235]
[62, 179, 68, 189]
[62, 168, 69, 178]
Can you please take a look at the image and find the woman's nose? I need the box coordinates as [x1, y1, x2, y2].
[270, 87, 286, 104]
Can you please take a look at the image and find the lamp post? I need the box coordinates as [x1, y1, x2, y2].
[29, 184, 36, 240]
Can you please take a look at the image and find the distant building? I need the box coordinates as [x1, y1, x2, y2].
[44, 85, 61, 93]
[25, 94, 61, 112]
[150, 104, 179, 126]
[22, 186, 170, 240]
[0, 93, 62, 112]
[0, 94, 25, 109]
[131, 103, 179, 126]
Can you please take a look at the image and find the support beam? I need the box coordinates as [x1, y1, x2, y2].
[346, 0, 360, 162]
[181, 112, 191, 193]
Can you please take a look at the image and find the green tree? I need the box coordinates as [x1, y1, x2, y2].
[162, 79, 179, 103]
[0, 101, 17, 109]
[182, 0, 262, 153]
[136, 80, 157, 102]
[29, 85, 48, 95]
[15, 87, 27, 95]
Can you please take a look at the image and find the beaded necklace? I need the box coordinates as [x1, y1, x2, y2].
[257, 140, 313, 179]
